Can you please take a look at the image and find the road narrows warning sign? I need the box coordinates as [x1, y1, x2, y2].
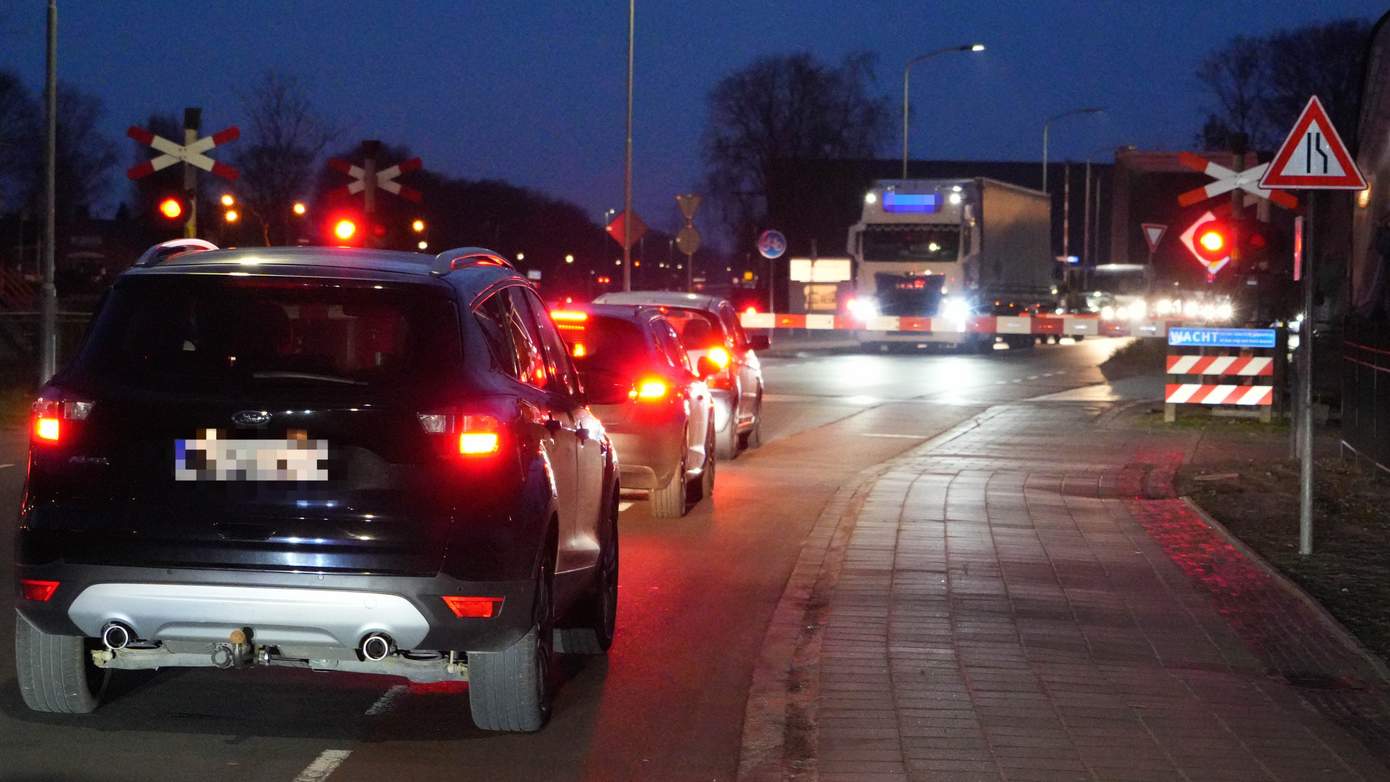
[1259, 96, 1366, 190]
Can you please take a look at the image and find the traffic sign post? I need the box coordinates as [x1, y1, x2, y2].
[1258, 95, 1368, 557]
[675, 193, 702, 291]
[757, 229, 787, 313]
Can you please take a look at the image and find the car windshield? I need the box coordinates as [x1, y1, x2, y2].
[68, 275, 461, 393]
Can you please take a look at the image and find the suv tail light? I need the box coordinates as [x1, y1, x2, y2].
[20, 579, 60, 602]
[442, 595, 504, 618]
[31, 395, 94, 445]
[417, 411, 505, 458]
[457, 415, 501, 456]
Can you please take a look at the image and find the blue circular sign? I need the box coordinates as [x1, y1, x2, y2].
[757, 229, 787, 260]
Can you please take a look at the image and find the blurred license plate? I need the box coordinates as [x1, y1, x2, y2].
[175, 434, 329, 481]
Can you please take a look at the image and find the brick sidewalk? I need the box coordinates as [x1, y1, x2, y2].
[740, 403, 1390, 781]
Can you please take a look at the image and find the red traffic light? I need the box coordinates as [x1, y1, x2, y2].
[332, 217, 358, 243]
[1192, 221, 1228, 263]
[158, 197, 184, 220]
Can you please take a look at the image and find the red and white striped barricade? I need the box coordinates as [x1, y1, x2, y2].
[1164, 326, 1278, 423]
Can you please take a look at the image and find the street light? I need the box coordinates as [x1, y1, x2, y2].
[220, 193, 235, 208]
[902, 43, 985, 178]
[411, 219, 426, 233]
[565, 254, 574, 264]
[291, 201, 307, 216]
[1042, 107, 1104, 193]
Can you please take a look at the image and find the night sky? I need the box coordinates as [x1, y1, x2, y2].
[3, 1, 1385, 236]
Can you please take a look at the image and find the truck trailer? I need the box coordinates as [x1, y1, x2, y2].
[846, 178, 1059, 350]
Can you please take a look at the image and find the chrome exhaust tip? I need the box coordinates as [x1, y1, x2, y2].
[360, 633, 393, 662]
[100, 622, 133, 650]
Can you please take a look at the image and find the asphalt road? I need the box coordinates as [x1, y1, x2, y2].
[0, 338, 1135, 782]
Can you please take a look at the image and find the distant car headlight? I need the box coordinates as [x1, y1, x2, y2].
[1216, 302, 1234, 321]
[1101, 305, 1116, 321]
[847, 296, 879, 322]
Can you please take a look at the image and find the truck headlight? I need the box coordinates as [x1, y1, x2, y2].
[847, 296, 879, 322]
[941, 296, 971, 325]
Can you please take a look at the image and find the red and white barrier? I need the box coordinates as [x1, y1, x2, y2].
[1165, 384, 1273, 406]
[1165, 355, 1273, 376]
[739, 311, 1121, 337]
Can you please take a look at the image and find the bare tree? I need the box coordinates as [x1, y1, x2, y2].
[0, 69, 39, 211]
[1196, 19, 1372, 151]
[702, 51, 891, 247]
[234, 72, 335, 245]
[42, 84, 118, 222]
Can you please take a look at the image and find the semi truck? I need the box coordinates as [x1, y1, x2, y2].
[845, 178, 1059, 350]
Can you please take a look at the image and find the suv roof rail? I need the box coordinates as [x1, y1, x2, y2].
[133, 238, 219, 268]
[431, 247, 514, 276]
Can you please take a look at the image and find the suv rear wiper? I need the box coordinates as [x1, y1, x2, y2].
[251, 371, 367, 386]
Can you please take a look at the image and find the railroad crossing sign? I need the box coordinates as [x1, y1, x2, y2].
[328, 156, 423, 203]
[1259, 96, 1366, 190]
[757, 229, 787, 260]
[1176, 152, 1297, 210]
[126, 125, 240, 181]
[1141, 223, 1166, 254]
[676, 193, 702, 221]
[605, 210, 647, 250]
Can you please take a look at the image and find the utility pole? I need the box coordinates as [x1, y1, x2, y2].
[182, 108, 201, 239]
[1082, 159, 1091, 268]
[38, 0, 58, 385]
[1062, 163, 1071, 258]
[622, 0, 634, 291]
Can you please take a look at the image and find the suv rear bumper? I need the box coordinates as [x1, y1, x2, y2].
[16, 562, 536, 654]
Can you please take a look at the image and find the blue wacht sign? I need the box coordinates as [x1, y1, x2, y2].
[1167, 327, 1276, 349]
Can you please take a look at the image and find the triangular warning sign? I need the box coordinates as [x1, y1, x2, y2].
[1141, 223, 1166, 253]
[1259, 96, 1366, 190]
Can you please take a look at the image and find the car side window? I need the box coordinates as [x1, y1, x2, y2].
[473, 291, 520, 379]
[501, 287, 548, 388]
[654, 321, 693, 374]
[518, 289, 582, 398]
[719, 303, 748, 350]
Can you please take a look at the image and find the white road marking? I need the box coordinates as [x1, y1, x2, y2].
[364, 685, 407, 716]
[293, 750, 351, 782]
[861, 433, 925, 439]
[1026, 375, 1039, 380]
[0, 463, 13, 469]
[619, 501, 634, 512]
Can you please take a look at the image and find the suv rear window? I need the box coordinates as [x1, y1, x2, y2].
[70, 275, 461, 392]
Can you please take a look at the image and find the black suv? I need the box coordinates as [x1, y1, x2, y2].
[14, 241, 620, 732]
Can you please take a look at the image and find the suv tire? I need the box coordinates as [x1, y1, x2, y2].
[650, 449, 688, 518]
[468, 551, 554, 732]
[15, 612, 107, 714]
[696, 421, 716, 500]
[555, 492, 619, 655]
[738, 395, 762, 451]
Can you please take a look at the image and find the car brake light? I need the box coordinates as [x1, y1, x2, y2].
[34, 417, 60, 442]
[458, 415, 502, 456]
[20, 579, 59, 602]
[572, 342, 587, 358]
[442, 595, 504, 618]
[550, 310, 587, 323]
[629, 378, 669, 401]
[706, 346, 731, 370]
[31, 396, 93, 444]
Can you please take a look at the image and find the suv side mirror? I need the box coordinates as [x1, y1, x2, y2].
[580, 370, 630, 406]
[696, 355, 720, 379]
[747, 334, 770, 351]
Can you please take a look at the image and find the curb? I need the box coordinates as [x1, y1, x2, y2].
[736, 413, 985, 781]
[1180, 495, 1390, 686]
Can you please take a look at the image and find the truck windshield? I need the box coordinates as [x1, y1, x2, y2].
[862, 226, 960, 263]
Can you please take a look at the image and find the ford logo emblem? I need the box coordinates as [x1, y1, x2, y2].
[232, 410, 271, 427]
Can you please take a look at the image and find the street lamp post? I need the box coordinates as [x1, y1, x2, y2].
[1041, 107, 1103, 193]
[902, 43, 985, 179]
